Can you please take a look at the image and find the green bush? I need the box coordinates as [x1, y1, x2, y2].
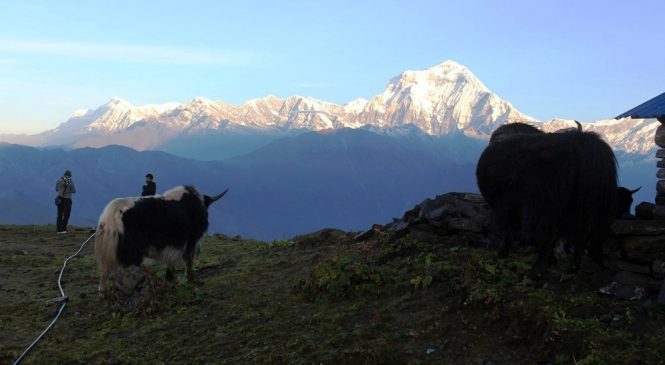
[299, 252, 394, 299]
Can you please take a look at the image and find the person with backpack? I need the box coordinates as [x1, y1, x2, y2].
[55, 170, 76, 233]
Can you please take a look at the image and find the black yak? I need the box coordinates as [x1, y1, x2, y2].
[476, 123, 617, 278]
[489, 122, 544, 144]
[95, 185, 228, 295]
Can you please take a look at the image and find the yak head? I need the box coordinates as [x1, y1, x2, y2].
[615, 186, 641, 218]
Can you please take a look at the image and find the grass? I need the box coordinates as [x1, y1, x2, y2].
[1, 225, 664, 364]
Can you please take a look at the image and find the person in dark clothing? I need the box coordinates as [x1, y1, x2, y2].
[55, 170, 76, 233]
[142, 173, 157, 196]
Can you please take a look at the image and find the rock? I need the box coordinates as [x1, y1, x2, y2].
[612, 218, 665, 235]
[382, 192, 491, 236]
[659, 279, 665, 305]
[602, 237, 622, 258]
[657, 149, 665, 159]
[600, 281, 646, 300]
[107, 266, 157, 310]
[635, 202, 656, 219]
[616, 260, 651, 274]
[622, 235, 665, 261]
[659, 169, 665, 179]
[447, 217, 484, 233]
[656, 124, 665, 147]
[658, 160, 665, 168]
[419, 198, 447, 220]
[655, 205, 665, 219]
[653, 260, 665, 278]
[354, 224, 383, 241]
[615, 271, 663, 291]
[657, 193, 665, 206]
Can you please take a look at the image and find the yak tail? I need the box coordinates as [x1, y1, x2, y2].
[95, 222, 119, 274]
[94, 200, 126, 283]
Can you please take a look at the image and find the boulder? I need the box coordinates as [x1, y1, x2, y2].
[653, 260, 665, 278]
[635, 202, 655, 219]
[107, 266, 157, 310]
[621, 235, 665, 261]
[655, 205, 665, 219]
[656, 124, 665, 148]
[599, 281, 646, 301]
[612, 219, 665, 235]
[658, 180, 665, 193]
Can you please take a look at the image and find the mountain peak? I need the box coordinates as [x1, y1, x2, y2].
[432, 59, 468, 71]
[190, 96, 216, 105]
[105, 97, 133, 108]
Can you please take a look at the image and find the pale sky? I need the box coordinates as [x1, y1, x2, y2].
[1, 0, 664, 134]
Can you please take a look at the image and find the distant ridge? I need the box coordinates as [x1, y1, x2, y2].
[0, 60, 657, 157]
[1, 60, 534, 151]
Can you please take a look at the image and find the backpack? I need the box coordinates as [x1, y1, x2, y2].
[55, 178, 69, 206]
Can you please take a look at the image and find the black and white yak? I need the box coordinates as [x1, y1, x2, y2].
[95, 185, 228, 295]
[476, 122, 618, 278]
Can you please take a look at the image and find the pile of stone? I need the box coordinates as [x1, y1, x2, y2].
[656, 121, 665, 213]
[356, 192, 665, 302]
[603, 218, 665, 302]
[354, 192, 492, 241]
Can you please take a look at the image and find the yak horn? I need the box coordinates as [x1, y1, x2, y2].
[211, 188, 229, 202]
[205, 188, 229, 207]
[630, 186, 642, 194]
[574, 120, 582, 131]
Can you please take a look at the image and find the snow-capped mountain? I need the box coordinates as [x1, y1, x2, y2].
[542, 118, 657, 155]
[1, 60, 656, 157]
[358, 60, 535, 137]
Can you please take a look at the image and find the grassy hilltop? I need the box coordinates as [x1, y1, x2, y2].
[1, 225, 665, 365]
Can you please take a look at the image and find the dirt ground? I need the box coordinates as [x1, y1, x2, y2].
[1, 225, 665, 365]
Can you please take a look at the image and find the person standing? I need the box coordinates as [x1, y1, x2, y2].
[55, 170, 76, 233]
[142, 173, 156, 196]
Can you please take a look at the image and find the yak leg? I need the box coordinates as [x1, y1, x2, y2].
[569, 243, 584, 273]
[185, 259, 194, 282]
[185, 249, 196, 282]
[529, 235, 557, 280]
[491, 203, 520, 257]
[524, 214, 558, 280]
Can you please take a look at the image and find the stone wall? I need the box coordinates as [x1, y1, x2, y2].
[358, 192, 665, 302]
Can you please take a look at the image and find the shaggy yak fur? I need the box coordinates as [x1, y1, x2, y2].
[95, 185, 228, 295]
[476, 122, 617, 278]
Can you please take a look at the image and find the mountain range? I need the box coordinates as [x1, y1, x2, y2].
[0, 60, 658, 239]
[5, 60, 657, 160]
[0, 128, 481, 240]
